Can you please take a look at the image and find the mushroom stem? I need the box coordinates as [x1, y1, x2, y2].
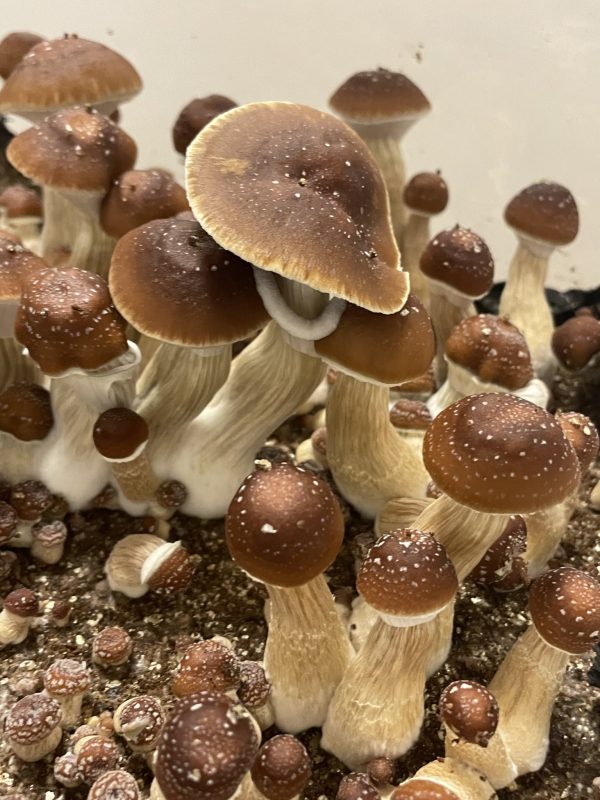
[405, 757, 496, 799]
[0, 337, 40, 390]
[360, 133, 406, 244]
[39, 187, 79, 266]
[401, 213, 431, 306]
[66, 209, 116, 281]
[522, 498, 578, 580]
[109, 452, 161, 504]
[428, 285, 475, 384]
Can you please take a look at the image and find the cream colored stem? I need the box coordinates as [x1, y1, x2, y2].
[111, 451, 161, 503]
[376, 495, 432, 531]
[66, 209, 117, 281]
[523, 495, 578, 579]
[0, 337, 41, 391]
[591, 479, 600, 509]
[326, 372, 428, 518]
[428, 288, 475, 384]
[236, 774, 267, 800]
[363, 135, 406, 245]
[407, 757, 496, 800]
[5, 217, 42, 254]
[40, 187, 80, 266]
[401, 213, 431, 307]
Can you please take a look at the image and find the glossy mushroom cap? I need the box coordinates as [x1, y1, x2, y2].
[0, 383, 53, 441]
[469, 515, 527, 591]
[440, 680, 499, 747]
[44, 658, 90, 697]
[16, 267, 128, 375]
[10, 480, 52, 519]
[171, 641, 241, 697]
[552, 315, 600, 371]
[225, 462, 344, 587]
[445, 314, 534, 390]
[403, 172, 449, 216]
[0, 32, 43, 79]
[420, 225, 494, 299]
[357, 530, 457, 625]
[93, 408, 149, 461]
[186, 101, 409, 314]
[556, 412, 599, 473]
[88, 770, 141, 800]
[154, 692, 259, 800]
[0, 234, 46, 302]
[504, 181, 579, 246]
[329, 68, 430, 124]
[172, 94, 237, 155]
[423, 394, 580, 514]
[251, 735, 311, 800]
[529, 566, 600, 655]
[391, 780, 459, 800]
[3, 587, 38, 617]
[389, 398, 432, 431]
[0, 185, 42, 218]
[0, 501, 18, 543]
[6, 693, 62, 746]
[100, 169, 189, 238]
[337, 772, 381, 800]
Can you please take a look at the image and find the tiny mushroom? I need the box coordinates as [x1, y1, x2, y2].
[43, 658, 91, 727]
[105, 533, 194, 598]
[469, 515, 528, 592]
[74, 734, 121, 784]
[113, 695, 166, 754]
[92, 625, 133, 667]
[0, 586, 38, 646]
[238, 660, 274, 730]
[0, 32, 43, 80]
[6, 692, 63, 761]
[30, 519, 68, 564]
[249, 734, 312, 800]
[440, 680, 499, 747]
[336, 772, 381, 800]
[552, 314, 600, 374]
[0, 184, 43, 250]
[88, 770, 141, 799]
[171, 640, 241, 698]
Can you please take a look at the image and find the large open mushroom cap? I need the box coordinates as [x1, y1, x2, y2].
[172, 94, 237, 156]
[109, 217, 268, 347]
[315, 292, 435, 385]
[423, 393, 580, 514]
[186, 101, 409, 314]
[0, 35, 142, 115]
[0, 32, 43, 80]
[329, 68, 430, 124]
[0, 233, 46, 301]
[420, 225, 494, 298]
[504, 181, 579, 245]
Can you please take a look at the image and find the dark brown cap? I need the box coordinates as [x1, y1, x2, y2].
[357, 530, 457, 621]
[113, 696, 165, 752]
[389, 398, 432, 431]
[529, 566, 600, 654]
[0, 383, 53, 441]
[445, 314, 533, 390]
[504, 182, 579, 245]
[171, 640, 241, 697]
[10, 480, 52, 519]
[172, 95, 237, 155]
[440, 680, 499, 747]
[75, 735, 119, 784]
[225, 462, 344, 587]
[391, 779, 459, 800]
[556, 412, 599, 473]
[16, 267, 128, 375]
[337, 772, 381, 800]
[100, 169, 189, 238]
[109, 217, 268, 347]
[0, 185, 42, 218]
[315, 294, 435, 386]
[93, 408, 149, 460]
[423, 394, 580, 514]
[420, 226, 494, 298]
[367, 758, 395, 788]
[186, 101, 409, 314]
[3, 587, 38, 617]
[144, 541, 195, 593]
[0, 234, 46, 302]
[552, 315, 600, 371]
[88, 770, 140, 800]
[238, 661, 271, 709]
[329, 68, 430, 124]
[469, 515, 527, 591]
[155, 480, 188, 509]
[0, 501, 18, 543]
[403, 172, 448, 216]
[251, 735, 311, 800]
[6, 693, 62, 745]
[44, 658, 90, 697]
[154, 692, 258, 800]
[0, 32, 43, 79]
[92, 626, 133, 666]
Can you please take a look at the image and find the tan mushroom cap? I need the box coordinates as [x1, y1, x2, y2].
[389, 398, 432, 431]
[251, 735, 311, 800]
[337, 773, 381, 800]
[504, 181, 579, 246]
[0, 185, 42, 218]
[440, 680, 499, 747]
[0, 383, 53, 441]
[10, 480, 52, 519]
[92, 626, 133, 666]
[113, 696, 165, 751]
[0, 234, 46, 301]
[391, 779, 459, 800]
[0, 35, 142, 115]
[186, 101, 409, 314]
[552, 315, 600, 371]
[172, 94, 237, 155]
[0, 33, 43, 80]
[238, 661, 271, 709]
[109, 217, 268, 347]
[7, 107, 137, 194]
[420, 225, 494, 298]
[6, 693, 62, 744]
[315, 293, 435, 385]
[423, 394, 580, 514]
[329, 68, 430, 124]
[556, 412, 599, 473]
[93, 408, 149, 460]
[403, 172, 449, 216]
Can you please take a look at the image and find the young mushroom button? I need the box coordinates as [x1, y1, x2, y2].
[250, 734, 312, 800]
[172, 94, 237, 155]
[440, 681, 499, 747]
[0, 32, 43, 79]
[171, 640, 241, 697]
[6, 692, 63, 761]
[88, 770, 141, 800]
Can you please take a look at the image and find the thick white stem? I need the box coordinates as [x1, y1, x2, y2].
[363, 135, 406, 245]
[428, 287, 475, 384]
[401, 213, 431, 307]
[66, 209, 117, 281]
[523, 495, 578, 579]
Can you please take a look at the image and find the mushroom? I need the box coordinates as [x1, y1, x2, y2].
[43, 658, 91, 727]
[105, 533, 194, 598]
[172, 94, 237, 156]
[0, 586, 38, 645]
[0, 500, 18, 544]
[88, 771, 141, 800]
[171, 640, 241, 698]
[0, 383, 53, 483]
[0, 184, 42, 250]
[238, 661, 274, 731]
[6, 692, 63, 761]
[240, 734, 311, 800]
[389, 397, 432, 457]
[552, 313, 600, 378]
[8, 479, 53, 546]
[113, 695, 166, 754]
[54, 752, 82, 788]
[74, 734, 120, 784]
[390, 758, 495, 800]
[336, 773, 381, 800]
[469, 515, 528, 592]
[0, 32, 43, 80]
[30, 519, 68, 564]
[92, 626, 133, 667]
[440, 680, 499, 748]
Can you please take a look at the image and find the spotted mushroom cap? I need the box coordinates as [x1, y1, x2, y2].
[556, 412, 599, 473]
[0, 233, 46, 302]
[10, 480, 52, 519]
[113, 695, 165, 752]
[357, 530, 457, 621]
[155, 480, 188, 510]
[423, 394, 580, 514]
[75, 735, 120, 784]
[186, 101, 409, 314]
[329, 68, 430, 124]
[389, 398, 432, 431]
[445, 314, 534, 390]
[403, 172, 449, 216]
[93, 408, 149, 461]
[0, 184, 42, 218]
[44, 658, 90, 697]
[16, 267, 129, 376]
[529, 566, 600, 655]
[439, 680, 499, 747]
[0, 383, 53, 441]
[336, 772, 381, 800]
[504, 181, 579, 246]
[3, 587, 38, 617]
[88, 770, 141, 800]
[0, 32, 43, 80]
[251, 735, 311, 800]
[92, 626, 133, 666]
[225, 462, 344, 588]
[0, 501, 18, 543]
[31, 519, 68, 552]
[238, 661, 271, 709]
[172, 94, 237, 155]
[144, 541, 195, 593]
[390, 780, 459, 800]
[420, 226, 494, 298]
[6, 693, 62, 745]
[154, 691, 259, 800]
[469, 515, 527, 591]
[171, 640, 241, 697]
[552, 315, 600, 371]
[367, 758, 395, 788]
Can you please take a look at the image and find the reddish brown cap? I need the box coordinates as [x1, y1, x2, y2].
[225, 462, 344, 587]
[504, 182, 579, 245]
[0, 33, 43, 80]
[423, 394, 580, 514]
[238, 661, 271, 709]
[556, 412, 599, 473]
[552, 315, 600, 371]
[391, 780, 459, 800]
[529, 566, 600, 654]
[403, 172, 449, 216]
[469, 515, 527, 591]
[100, 169, 189, 238]
[93, 408, 149, 460]
[251, 735, 311, 800]
[88, 771, 140, 800]
[10, 480, 52, 519]
[171, 640, 241, 697]
[357, 530, 457, 620]
[109, 217, 268, 347]
[0, 234, 46, 301]
[155, 480, 188, 510]
[114, 696, 165, 752]
[3, 587, 38, 617]
[420, 226, 494, 298]
[337, 773, 381, 800]
[6, 693, 62, 744]
[0, 501, 18, 543]
[172, 95, 237, 155]
[186, 101, 409, 314]
[389, 398, 432, 431]
[0, 35, 142, 115]
[367, 758, 395, 788]
[0, 383, 53, 441]
[440, 680, 499, 747]
[154, 692, 259, 800]
[75, 735, 120, 784]
[315, 294, 435, 386]
[44, 658, 90, 697]
[145, 542, 195, 593]
[0, 185, 42, 218]
[92, 626, 133, 666]
[16, 267, 128, 376]
[329, 68, 430, 124]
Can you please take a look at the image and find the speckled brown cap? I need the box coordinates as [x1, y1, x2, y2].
[10, 480, 52, 519]
[238, 661, 271, 709]
[420, 226, 494, 298]
[109, 217, 268, 347]
[389, 398, 432, 431]
[0, 501, 17, 543]
[391, 779, 459, 800]
[403, 172, 449, 216]
[113, 696, 165, 752]
[44, 658, 90, 697]
[225, 462, 344, 587]
[31, 519, 68, 552]
[154, 692, 258, 800]
[16, 267, 129, 375]
[357, 530, 457, 620]
[423, 394, 580, 514]
[100, 169, 189, 238]
[556, 412, 599, 473]
[0, 33, 43, 79]
[440, 680, 499, 747]
[445, 314, 533, 390]
[315, 294, 435, 386]
[529, 566, 600, 655]
[6, 693, 62, 744]
[92, 626, 133, 666]
[329, 68, 430, 124]
[0, 35, 142, 115]
[0, 234, 46, 301]
[552, 315, 600, 371]
[75, 735, 119, 784]
[0, 383, 53, 441]
[469, 515, 527, 591]
[186, 101, 409, 314]
[337, 773, 381, 800]
[93, 408, 149, 460]
[171, 640, 241, 697]
[251, 735, 311, 800]
[155, 480, 188, 510]
[145, 542, 195, 593]
[0, 185, 42, 218]
[367, 758, 395, 789]
[172, 94, 237, 155]
[88, 770, 140, 800]
[504, 182, 579, 245]
[3, 587, 38, 617]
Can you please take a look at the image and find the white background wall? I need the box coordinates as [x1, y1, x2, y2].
[2, 0, 599, 288]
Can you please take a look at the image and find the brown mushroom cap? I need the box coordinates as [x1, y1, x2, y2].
[529, 566, 600, 655]
[0, 383, 53, 441]
[145, 542, 195, 593]
[0, 501, 18, 543]
[92, 626, 133, 666]
[114, 696, 165, 751]
[445, 314, 534, 390]
[31, 519, 68, 550]
[0, 234, 46, 301]
[251, 735, 311, 800]
[391, 780, 459, 800]
[504, 181, 579, 246]
[155, 480, 188, 509]
[75, 735, 120, 784]
[6, 693, 62, 744]
[44, 658, 90, 697]
[420, 225, 494, 298]
[357, 530, 457, 620]
[469, 515, 527, 591]
[88, 770, 140, 800]
[337, 772, 381, 800]
[3, 587, 38, 617]
[225, 462, 344, 587]
[367, 758, 395, 788]
[238, 661, 271, 709]
[0, 185, 42, 218]
[109, 217, 268, 347]
[10, 480, 52, 519]
[440, 680, 499, 747]
[0, 35, 142, 115]
[186, 101, 409, 314]
[556, 412, 599, 473]
[403, 172, 449, 216]
[329, 68, 430, 124]
[389, 398, 432, 431]
[0, 33, 44, 80]
[16, 267, 129, 375]
[154, 691, 258, 800]
[552, 315, 600, 371]
[423, 394, 580, 514]
[172, 95, 237, 155]
[93, 408, 149, 460]
[171, 641, 241, 697]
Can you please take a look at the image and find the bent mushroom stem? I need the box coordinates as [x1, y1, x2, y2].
[0, 337, 40, 390]
[401, 213, 431, 306]
[523, 498, 577, 580]
[362, 134, 406, 244]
